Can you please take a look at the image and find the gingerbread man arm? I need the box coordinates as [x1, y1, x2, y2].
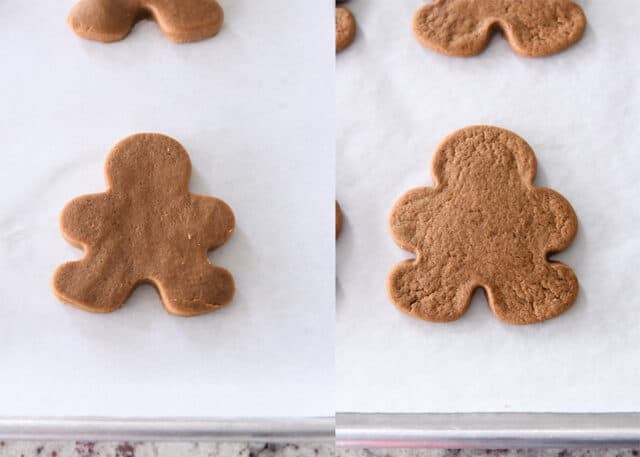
[533, 187, 578, 255]
[189, 194, 235, 249]
[389, 187, 435, 251]
[59, 193, 113, 249]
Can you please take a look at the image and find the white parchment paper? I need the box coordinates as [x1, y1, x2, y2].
[337, 0, 640, 413]
[0, 1, 335, 418]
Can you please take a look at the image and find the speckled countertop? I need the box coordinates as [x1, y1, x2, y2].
[337, 450, 639, 457]
[1, 443, 639, 457]
[0, 442, 331, 457]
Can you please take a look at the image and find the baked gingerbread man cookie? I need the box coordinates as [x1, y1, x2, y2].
[53, 133, 235, 316]
[336, 1, 356, 53]
[68, 0, 224, 43]
[388, 126, 578, 325]
[413, 0, 586, 57]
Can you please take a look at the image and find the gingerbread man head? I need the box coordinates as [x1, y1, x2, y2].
[68, 0, 224, 43]
[53, 133, 235, 316]
[388, 126, 578, 324]
[413, 0, 586, 57]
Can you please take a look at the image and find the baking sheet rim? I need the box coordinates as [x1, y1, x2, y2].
[0, 417, 334, 443]
[336, 412, 640, 448]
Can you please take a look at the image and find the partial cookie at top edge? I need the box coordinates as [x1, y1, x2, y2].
[68, 0, 224, 43]
[413, 0, 586, 57]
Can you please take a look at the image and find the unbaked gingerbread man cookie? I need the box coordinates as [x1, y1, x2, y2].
[53, 133, 235, 316]
[413, 0, 586, 57]
[388, 126, 578, 324]
[68, 0, 224, 43]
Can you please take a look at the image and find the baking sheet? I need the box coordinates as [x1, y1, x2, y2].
[336, 0, 640, 414]
[0, 0, 334, 418]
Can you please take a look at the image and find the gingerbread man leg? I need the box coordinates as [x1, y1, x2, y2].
[148, 0, 224, 43]
[53, 253, 138, 313]
[413, 2, 492, 57]
[388, 258, 475, 322]
[155, 258, 235, 316]
[487, 262, 578, 324]
[502, 1, 587, 57]
[68, 0, 139, 43]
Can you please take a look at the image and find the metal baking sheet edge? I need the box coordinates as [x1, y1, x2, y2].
[0, 417, 335, 443]
[336, 413, 640, 448]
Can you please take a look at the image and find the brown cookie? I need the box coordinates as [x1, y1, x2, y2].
[53, 133, 235, 316]
[388, 126, 578, 325]
[336, 201, 343, 238]
[336, 6, 356, 53]
[413, 0, 586, 57]
[68, 0, 224, 43]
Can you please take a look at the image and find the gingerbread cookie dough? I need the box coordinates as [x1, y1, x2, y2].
[336, 201, 343, 238]
[68, 0, 224, 43]
[53, 133, 235, 316]
[336, 2, 356, 53]
[388, 126, 578, 325]
[413, 0, 586, 57]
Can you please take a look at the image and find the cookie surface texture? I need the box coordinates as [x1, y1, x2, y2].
[388, 126, 578, 325]
[336, 6, 356, 53]
[53, 133, 235, 316]
[68, 0, 224, 43]
[413, 0, 586, 57]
